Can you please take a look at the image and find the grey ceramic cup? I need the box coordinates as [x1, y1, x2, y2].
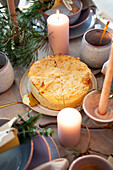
[69, 155, 113, 170]
[0, 52, 14, 93]
[80, 29, 113, 68]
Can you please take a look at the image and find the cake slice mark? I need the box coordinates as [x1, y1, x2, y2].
[52, 56, 65, 108]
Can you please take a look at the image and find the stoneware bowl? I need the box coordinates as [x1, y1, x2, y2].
[80, 28, 113, 68]
[69, 155, 113, 170]
[83, 90, 113, 124]
[44, 0, 83, 25]
[0, 52, 14, 93]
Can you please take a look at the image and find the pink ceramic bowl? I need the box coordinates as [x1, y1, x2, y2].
[83, 90, 113, 123]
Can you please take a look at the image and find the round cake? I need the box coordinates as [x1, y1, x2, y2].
[28, 54, 92, 110]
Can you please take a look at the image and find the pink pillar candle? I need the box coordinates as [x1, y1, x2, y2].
[57, 108, 82, 147]
[98, 43, 113, 115]
[47, 10, 69, 55]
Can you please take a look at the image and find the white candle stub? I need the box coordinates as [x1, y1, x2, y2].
[57, 108, 82, 147]
[47, 10, 69, 55]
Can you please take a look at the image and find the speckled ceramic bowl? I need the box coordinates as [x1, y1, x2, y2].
[0, 52, 14, 93]
[80, 29, 113, 68]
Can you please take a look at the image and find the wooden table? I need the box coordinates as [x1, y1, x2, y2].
[0, 19, 113, 169]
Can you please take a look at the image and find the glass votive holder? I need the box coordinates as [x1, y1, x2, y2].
[57, 108, 82, 147]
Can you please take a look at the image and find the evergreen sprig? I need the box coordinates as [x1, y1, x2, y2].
[13, 111, 54, 144]
[0, 0, 54, 67]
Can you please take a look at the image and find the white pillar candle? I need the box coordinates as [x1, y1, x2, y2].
[47, 10, 69, 55]
[57, 108, 82, 147]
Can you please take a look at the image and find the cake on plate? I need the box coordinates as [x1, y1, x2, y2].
[28, 54, 92, 110]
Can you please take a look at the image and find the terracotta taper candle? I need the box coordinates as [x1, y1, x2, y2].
[98, 43, 113, 115]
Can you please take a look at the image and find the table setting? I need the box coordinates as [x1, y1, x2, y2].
[0, 0, 113, 169]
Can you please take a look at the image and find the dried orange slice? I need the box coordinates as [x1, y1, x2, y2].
[62, 0, 73, 11]
[51, 0, 63, 9]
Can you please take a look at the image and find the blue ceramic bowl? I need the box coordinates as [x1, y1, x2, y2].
[44, 0, 83, 25]
[68, 0, 83, 25]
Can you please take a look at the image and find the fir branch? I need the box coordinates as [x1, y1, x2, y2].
[0, 0, 54, 67]
[13, 111, 54, 144]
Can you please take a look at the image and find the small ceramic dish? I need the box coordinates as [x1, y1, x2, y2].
[83, 90, 113, 123]
[44, 0, 83, 25]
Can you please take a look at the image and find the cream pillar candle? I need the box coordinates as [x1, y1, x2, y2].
[98, 43, 113, 115]
[47, 10, 69, 55]
[57, 108, 82, 147]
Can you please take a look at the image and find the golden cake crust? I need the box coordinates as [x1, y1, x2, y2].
[28, 54, 92, 110]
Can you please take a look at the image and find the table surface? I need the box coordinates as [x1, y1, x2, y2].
[0, 18, 113, 169]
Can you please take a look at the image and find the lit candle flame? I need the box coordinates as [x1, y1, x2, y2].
[99, 21, 110, 45]
[56, 9, 60, 19]
[56, 9, 60, 14]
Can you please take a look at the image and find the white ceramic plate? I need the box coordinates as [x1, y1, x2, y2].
[20, 71, 97, 117]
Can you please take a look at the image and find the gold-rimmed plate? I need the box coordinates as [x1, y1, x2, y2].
[0, 118, 60, 169]
[28, 131, 60, 169]
[20, 70, 97, 116]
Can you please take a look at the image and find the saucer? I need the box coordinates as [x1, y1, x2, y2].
[69, 9, 96, 39]
[83, 90, 113, 123]
[69, 7, 90, 29]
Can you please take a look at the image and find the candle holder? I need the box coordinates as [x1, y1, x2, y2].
[83, 90, 113, 124]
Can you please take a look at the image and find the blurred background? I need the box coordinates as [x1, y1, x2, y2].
[0, 0, 113, 28]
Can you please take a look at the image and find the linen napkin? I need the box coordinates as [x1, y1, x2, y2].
[108, 154, 113, 166]
[101, 60, 109, 75]
[33, 158, 69, 170]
